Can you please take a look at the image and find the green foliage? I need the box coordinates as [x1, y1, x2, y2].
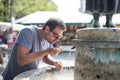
[0, 0, 10, 21]
[14, 0, 57, 19]
[0, 0, 57, 21]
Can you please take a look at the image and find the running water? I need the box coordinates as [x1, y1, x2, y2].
[67, 49, 72, 59]
[67, 46, 75, 59]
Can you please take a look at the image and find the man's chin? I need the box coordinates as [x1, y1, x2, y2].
[51, 41, 56, 44]
[49, 41, 54, 44]
[49, 40, 57, 44]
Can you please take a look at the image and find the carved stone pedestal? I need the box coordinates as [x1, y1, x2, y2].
[73, 28, 120, 80]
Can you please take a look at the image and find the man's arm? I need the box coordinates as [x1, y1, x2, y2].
[42, 46, 63, 70]
[17, 44, 61, 66]
[17, 44, 48, 66]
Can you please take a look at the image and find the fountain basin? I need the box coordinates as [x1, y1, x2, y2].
[14, 66, 74, 80]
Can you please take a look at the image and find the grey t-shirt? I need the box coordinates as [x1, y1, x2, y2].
[2, 27, 50, 80]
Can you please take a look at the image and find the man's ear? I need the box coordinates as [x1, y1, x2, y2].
[45, 26, 50, 32]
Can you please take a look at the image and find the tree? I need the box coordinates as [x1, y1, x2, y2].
[0, 0, 57, 22]
[0, 0, 10, 21]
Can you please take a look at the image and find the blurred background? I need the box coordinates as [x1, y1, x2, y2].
[0, 0, 92, 46]
[0, 0, 120, 68]
[0, 0, 120, 46]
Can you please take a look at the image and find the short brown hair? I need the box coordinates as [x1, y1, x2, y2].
[43, 17, 66, 31]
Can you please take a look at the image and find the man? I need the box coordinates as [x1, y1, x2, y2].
[2, 17, 66, 80]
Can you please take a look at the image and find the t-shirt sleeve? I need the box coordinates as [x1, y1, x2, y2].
[16, 28, 34, 50]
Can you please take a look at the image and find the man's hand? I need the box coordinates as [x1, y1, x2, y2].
[56, 46, 62, 51]
[47, 47, 61, 56]
[54, 61, 63, 70]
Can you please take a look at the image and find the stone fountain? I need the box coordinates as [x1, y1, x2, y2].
[73, 28, 120, 80]
[14, 28, 120, 80]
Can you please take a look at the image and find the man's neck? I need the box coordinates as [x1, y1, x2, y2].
[39, 29, 46, 41]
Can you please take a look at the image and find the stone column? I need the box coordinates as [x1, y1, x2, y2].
[73, 28, 120, 80]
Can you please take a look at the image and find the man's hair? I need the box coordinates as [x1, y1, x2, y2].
[43, 17, 66, 31]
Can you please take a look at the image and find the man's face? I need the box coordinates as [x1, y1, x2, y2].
[45, 26, 64, 44]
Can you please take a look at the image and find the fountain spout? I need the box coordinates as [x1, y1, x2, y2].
[71, 46, 76, 49]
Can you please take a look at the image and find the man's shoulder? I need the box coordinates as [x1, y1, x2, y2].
[20, 26, 37, 33]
